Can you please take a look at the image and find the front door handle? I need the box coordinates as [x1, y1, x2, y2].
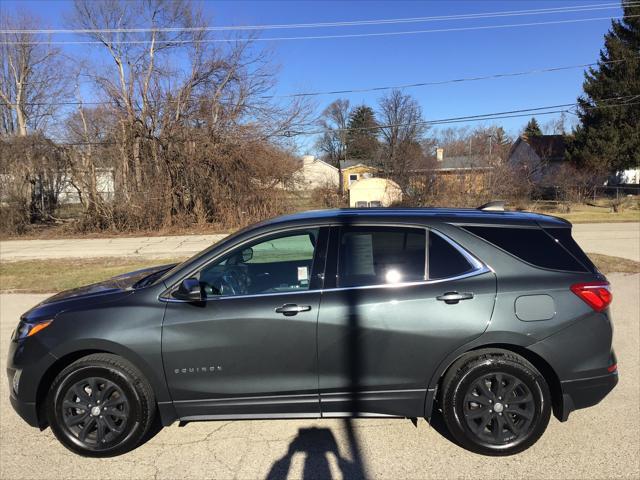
[275, 304, 312, 316]
[436, 292, 474, 304]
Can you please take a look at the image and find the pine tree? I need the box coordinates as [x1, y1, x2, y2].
[345, 105, 380, 161]
[523, 117, 543, 138]
[568, 3, 640, 173]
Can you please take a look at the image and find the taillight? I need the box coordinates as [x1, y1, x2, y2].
[570, 282, 612, 312]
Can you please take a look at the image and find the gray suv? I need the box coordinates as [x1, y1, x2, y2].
[7, 207, 618, 457]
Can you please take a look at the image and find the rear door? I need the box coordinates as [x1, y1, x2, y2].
[317, 225, 496, 417]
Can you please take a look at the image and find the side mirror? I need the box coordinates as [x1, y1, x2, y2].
[172, 278, 203, 302]
[241, 247, 253, 262]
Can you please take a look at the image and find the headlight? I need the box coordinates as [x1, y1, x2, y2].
[14, 318, 53, 340]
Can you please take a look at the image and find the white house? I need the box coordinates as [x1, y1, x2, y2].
[294, 155, 339, 190]
[349, 177, 402, 208]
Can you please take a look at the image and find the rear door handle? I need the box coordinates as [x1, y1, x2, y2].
[275, 304, 312, 316]
[436, 292, 474, 304]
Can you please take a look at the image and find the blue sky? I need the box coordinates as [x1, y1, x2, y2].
[1, 0, 621, 152]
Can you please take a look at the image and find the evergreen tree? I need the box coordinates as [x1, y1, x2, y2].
[345, 105, 380, 161]
[523, 117, 543, 138]
[568, 3, 640, 173]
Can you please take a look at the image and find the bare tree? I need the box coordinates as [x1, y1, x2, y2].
[0, 13, 68, 136]
[377, 90, 427, 187]
[315, 98, 350, 193]
[63, 0, 310, 230]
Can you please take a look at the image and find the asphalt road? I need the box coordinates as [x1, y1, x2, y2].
[1, 273, 638, 479]
[1, 222, 638, 262]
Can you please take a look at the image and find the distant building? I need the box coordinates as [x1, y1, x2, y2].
[349, 177, 402, 208]
[294, 155, 339, 190]
[411, 148, 497, 195]
[507, 135, 566, 182]
[58, 168, 115, 204]
[339, 160, 380, 192]
[609, 168, 640, 185]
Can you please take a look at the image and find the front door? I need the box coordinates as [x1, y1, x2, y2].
[162, 227, 328, 419]
[317, 225, 496, 417]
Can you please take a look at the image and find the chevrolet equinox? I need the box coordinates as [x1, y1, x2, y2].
[7, 206, 618, 457]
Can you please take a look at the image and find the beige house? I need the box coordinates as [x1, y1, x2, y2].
[294, 155, 339, 190]
[349, 177, 402, 208]
[339, 160, 380, 191]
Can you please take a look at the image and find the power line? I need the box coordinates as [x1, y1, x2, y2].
[5, 57, 638, 108]
[3, 15, 637, 45]
[285, 96, 640, 136]
[1, 2, 635, 35]
[17, 98, 636, 145]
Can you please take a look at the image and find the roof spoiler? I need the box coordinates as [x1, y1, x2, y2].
[477, 200, 506, 212]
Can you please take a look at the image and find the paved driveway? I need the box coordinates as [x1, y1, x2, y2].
[1, 274, 638, 479]
[572, 222, 640, 262]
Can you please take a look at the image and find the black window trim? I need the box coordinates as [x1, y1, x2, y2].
[328, 224, 489, 293]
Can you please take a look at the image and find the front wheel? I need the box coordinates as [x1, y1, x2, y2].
[47, 353, 156, 457]
[440, 351, 551, 456]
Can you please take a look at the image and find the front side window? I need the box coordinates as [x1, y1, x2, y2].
[338, 227, 426, 287]
[198, 229, 319, 297]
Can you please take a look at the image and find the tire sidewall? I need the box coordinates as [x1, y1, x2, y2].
[48, 365, 145, 457]
[448, 357, 551, 456]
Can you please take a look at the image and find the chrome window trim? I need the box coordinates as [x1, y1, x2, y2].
[160, 222, 490, 303]
[160, 266, 491, 303]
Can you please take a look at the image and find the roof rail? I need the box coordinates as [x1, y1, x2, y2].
[477, 200, 506, 211]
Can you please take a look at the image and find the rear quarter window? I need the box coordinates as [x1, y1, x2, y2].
[462, 225, 589, 272]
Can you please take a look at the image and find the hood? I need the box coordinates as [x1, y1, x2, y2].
[34, 263, 176, 310]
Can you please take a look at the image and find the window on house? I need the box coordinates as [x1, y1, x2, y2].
[349, 174, 358, 184]
[337, 227, 426, 287]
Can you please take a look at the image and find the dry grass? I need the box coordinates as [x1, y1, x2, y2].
[588, 254, 640, 275]
[0, 257, 183, 293]
[531, 199, 640, 224]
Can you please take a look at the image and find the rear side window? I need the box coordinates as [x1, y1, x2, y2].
[338, 227, 426, 287]
[462, 225, 588, 272]
[428, 232, 475, 279]
[544, 228, 597, 273]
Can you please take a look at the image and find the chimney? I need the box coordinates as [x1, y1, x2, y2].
[302, 155, 315, 164]
[436, 147, 444, 162]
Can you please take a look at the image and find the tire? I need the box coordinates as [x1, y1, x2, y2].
[46, 353, 156, 457]
[440, 350, 551, 456]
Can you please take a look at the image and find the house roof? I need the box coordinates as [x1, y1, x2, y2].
[436, 155, 494, 170]
[339, 160, 381, 169]
[514, 135, 566, 161]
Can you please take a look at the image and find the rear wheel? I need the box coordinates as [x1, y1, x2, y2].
[47, 353, 155, 457]
[440, 351, 551, 456]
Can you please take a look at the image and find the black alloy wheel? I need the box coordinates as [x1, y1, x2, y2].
[47, 353, 156, 457]
[462, 372, 535, 445]
[60, 377, 131, 447]
[440, 350, 551, 456]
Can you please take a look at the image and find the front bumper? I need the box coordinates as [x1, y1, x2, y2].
[558, 370, 618, 421]
[9, 389, 40, 427]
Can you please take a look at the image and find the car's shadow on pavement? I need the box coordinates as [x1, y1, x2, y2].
[265, 425, 366, 480]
